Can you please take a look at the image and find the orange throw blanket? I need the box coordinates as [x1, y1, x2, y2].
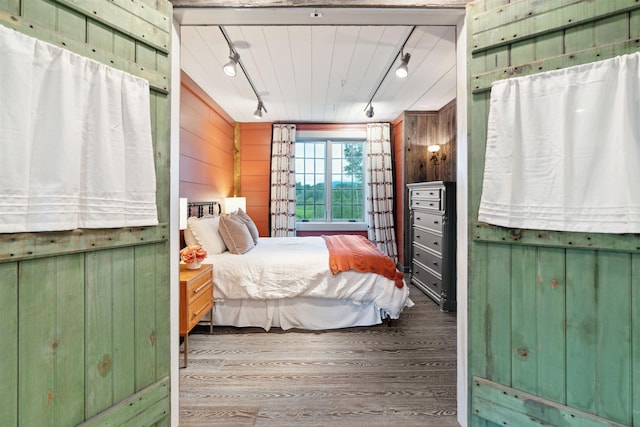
[322, 235, 404, 288]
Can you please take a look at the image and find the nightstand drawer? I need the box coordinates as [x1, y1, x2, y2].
[187, 283, 213, 331]
[180, 263, 214, 337]
[187, 273, 212, 301]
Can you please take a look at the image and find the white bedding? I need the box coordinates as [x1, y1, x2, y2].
[206, 236, 410, 319]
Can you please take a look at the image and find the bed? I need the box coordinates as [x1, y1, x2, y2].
[184, 201, 412, 331]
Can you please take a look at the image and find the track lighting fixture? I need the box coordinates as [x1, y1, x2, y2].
[253, 101, 265, 119]
[363, 26, 415, 119]
[365, 104, 374, 118]
[223, 49, 239, 77]
[395, 51, 411, 78]
[219, 26, 267, 120]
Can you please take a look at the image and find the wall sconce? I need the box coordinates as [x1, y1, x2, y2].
[428, 144, 446, 165]
[224, 196, 246, 214]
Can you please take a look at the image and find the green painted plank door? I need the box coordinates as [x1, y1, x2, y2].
[468, 1, 640, 426]
[0, 0, 172, 425]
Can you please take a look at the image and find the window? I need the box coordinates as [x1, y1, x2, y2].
[295, 135, 366, 227]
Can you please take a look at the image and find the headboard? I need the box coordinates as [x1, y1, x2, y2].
[186, 201, 221, 218]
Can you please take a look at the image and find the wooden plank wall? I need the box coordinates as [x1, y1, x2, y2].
[179, 71, 235, 203]
[0, 0, 172, 425]
[238, 122, 273, 236]
[392, 114, 406, 268]
[467, 1, 640, 426]
[395, 104, 457, 270]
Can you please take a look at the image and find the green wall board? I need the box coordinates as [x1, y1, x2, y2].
[468, 1, 640, 426]
[472, 377, 628, 427]
[509, 246, 538, 395]
[18, 255, 86, 426]
[0, 262, 18, 426]
[0, 0, 172, 425]
[565, 249, 597, 413]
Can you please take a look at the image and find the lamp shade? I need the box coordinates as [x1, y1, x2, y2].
[224, 197, 246, 214]
[179, 198, 188, 230]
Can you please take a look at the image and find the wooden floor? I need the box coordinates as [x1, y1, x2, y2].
[179, 284, 459, 426]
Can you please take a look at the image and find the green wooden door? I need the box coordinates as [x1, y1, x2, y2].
[0, 0, 172, 425]
[468, 1, 640, 426]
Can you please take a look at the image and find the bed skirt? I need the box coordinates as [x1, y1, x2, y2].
[210, 297, 386, 331]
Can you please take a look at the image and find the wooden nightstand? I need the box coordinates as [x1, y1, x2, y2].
[179, 263, 213, 367]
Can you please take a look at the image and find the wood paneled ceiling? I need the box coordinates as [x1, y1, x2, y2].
[175, 7, 464, 123]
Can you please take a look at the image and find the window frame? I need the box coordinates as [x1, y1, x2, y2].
[295, 129, 368, 231]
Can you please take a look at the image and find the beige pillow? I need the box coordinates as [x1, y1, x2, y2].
[219, 215, 255, 254]
[233, 208, 259, 244]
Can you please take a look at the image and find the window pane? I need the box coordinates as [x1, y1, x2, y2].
[295, 139, 363, 223]
[295, 141, 326, 221]
[329, 141, 364, 222]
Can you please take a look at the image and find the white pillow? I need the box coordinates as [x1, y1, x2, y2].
[187, 216, 227, 254]
[183, 226, 198, 247]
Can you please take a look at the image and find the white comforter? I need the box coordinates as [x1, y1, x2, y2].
[206, 236, 410, 318]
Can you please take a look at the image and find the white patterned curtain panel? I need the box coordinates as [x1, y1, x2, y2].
[479, 52, 640, 233]
[0, 25, 157, 233]
[366, 123, 398, 263]
[270, 124, 297, 237]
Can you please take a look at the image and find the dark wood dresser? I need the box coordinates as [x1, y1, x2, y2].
[407, 181, 456, 311]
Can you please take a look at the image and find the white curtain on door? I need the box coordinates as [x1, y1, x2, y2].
[366, 123, 398, 263]
[0, 24, 157, 233]
[270, 124, 297, 237]
[479, 52, 640, 233]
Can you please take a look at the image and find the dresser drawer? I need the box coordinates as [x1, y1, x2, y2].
[411, 261, 442, 297]
[413, 211, 444, 233]
[411, 187, 441, 201]
[187, 281, 213, 331]
[411, 198, 441, 211]
[187, 272, 212, 300]
[413, 227, 443, 255]
[412, 244, 442, 274]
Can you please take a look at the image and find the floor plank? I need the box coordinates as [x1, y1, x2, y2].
[179, 284, 459, 426]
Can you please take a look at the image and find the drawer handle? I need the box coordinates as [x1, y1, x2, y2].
[433, 220, 439, 225]
[416, 216, 421, 220]
[433, 241, 439, 246]
[193, 282, 209, 294]
[433, 262, 439, 267]
[192, 304, 210, 318]
[416, 235, 421, 239]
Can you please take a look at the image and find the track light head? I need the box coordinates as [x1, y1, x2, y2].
[395, 52, 411, 78]
[223, 50, 240, 77]
[253, 101, 264, 119]
[365, 104, 374, 118]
